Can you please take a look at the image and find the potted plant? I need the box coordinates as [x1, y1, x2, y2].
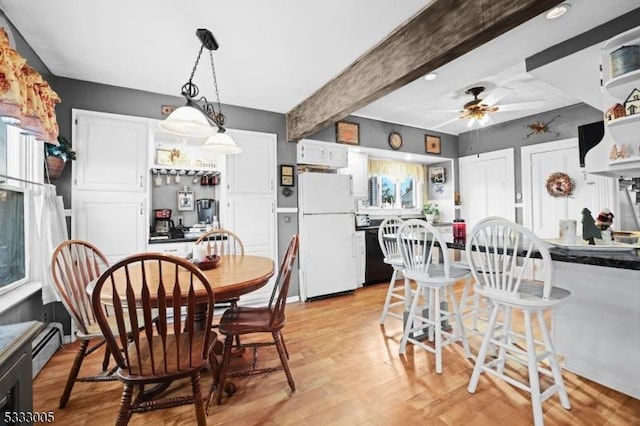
[45, 136, 76, 179]
[422, 202, 439, 222]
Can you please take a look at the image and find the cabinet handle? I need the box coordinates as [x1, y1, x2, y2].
[139, 175, 143, 188]
[140, 203, 143, 215]
[166, 248, 178, 253]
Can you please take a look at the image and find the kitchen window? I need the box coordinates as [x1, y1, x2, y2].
[367, 159, 424, 210]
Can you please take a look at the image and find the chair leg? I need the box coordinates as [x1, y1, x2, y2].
[468, 303, 501, 393]
[215, 335, 235, 405]
[379, 268, 398, 324]
[449, 284, 471, 358]
[115, 383, 133, 426]
[536, 310, 571, 410]
[523, 310, 544, 426]
[399, 285, 422, 355]
[191, 372, 207, 426]
[273, 331, 295, 392]
[59, 338, 89, 408]
[434, 288, 443, 374]
[102, 345, 111, 372]
[229, 300, 243, 352]
[497, 306, 512, 375]
[280, 333, 290, 359]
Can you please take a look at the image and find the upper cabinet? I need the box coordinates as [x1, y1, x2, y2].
[74, 111, 148, 192]
[586, 25, 640, 178]
[297, 139, 348, 169]
[338, 151, 368, 199]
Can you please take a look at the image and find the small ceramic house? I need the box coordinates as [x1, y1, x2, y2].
[605, 103, 625, 121]
[624, 88, 640, 115]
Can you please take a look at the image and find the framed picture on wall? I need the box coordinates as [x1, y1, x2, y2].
[336, 121, 360, 145]
[425, 135, 441, 154]
[177, 190, 194, 211]
[429, 166, 446, 184]
[280, 164, 295, 187]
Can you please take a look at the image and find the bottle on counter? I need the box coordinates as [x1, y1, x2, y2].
[453, 218, 466, 244]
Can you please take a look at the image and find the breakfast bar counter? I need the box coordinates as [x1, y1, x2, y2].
[448, 240, 640, 398]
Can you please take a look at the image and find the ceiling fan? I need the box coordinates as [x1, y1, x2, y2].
[432, 86, 546, 129]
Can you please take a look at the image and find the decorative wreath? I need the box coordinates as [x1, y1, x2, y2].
[545, 172, 575, 198]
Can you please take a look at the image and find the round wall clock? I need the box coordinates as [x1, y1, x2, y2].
[388, 132, 402, 150]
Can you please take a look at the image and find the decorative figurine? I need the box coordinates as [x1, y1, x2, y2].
[604, 103, 625, 121]
[623, 88, 640, 115]
[619, 144, 629, 159]
[610, 144, 619, 160]
[581, 207, 602, 245]
[523, 115, 560, 139]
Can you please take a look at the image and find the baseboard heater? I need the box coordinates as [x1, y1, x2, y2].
[32, 322, 63, 379]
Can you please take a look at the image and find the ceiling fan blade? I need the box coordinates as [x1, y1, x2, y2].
[482, 87, 512, 107]
[496, 100, 546, 112]
[431, 116, 461, 130]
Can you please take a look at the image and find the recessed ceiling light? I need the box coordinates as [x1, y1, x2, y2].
[546, 3, 570, 19]
[424, 73, 438, 81]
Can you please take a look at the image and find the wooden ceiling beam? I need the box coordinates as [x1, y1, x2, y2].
[285, 0, 564, 142]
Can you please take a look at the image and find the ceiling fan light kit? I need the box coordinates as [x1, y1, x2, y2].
[160, 28, 241, 154]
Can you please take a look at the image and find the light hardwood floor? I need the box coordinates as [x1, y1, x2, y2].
[33, 282, 639, 425]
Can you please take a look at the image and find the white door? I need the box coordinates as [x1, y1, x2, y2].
[74, 110, 147, 192]
[522, 139, 615, 239]
[225, 129, 277, 305]
[72, 110, 149, 262]
[458, 148, 515, 231]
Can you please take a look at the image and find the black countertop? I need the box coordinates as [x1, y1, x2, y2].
[447, 241, 640, 271]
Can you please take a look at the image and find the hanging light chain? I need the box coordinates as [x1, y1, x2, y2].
[182, 44, 205, 98]
[209, 50, 226, 126]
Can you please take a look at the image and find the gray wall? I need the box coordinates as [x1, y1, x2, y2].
[309, 115, 459, 158]
[458, 103, 603, 198]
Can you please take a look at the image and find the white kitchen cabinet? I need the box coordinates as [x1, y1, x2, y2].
[74, 110, 148, 192]
[297, 139, 348, 169]
[72, 110, 150, 263]
[226, 130, 275, 195]
[354, 231, 365, 287]
[73, 191, 147, 264]
[339, 151, 368, 199]
[225, 129, 278, 305]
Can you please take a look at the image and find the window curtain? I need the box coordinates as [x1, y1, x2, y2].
[368, 159, 425, 183]
[31, 184, 67, 304]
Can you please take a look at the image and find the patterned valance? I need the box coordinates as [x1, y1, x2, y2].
[368, 158, 425, 184]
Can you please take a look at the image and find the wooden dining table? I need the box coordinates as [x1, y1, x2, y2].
[89, 254, 275, 401]
[91, 254, 275, 330]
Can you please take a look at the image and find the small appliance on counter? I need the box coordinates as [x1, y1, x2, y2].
[151, 208, 183, 239]
[196, 198, 219, 225]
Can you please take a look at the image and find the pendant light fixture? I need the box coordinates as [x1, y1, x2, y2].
[160, 28, 240, 154]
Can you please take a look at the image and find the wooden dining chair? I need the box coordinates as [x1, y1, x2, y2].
[91, 253, 217, 426]
[209, 234, 299, 407]
[195, 229, 244, 257]
[50, 239, 118, 409]
[196, 229, 245, 350]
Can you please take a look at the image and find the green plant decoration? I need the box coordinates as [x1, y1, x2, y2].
[45, 136, 76, 162]
[422, 202, 440, 216]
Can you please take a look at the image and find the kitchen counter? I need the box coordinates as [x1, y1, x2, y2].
[447, 241, 640, 270]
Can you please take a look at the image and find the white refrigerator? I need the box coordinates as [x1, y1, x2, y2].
[298, 173, 357, 300]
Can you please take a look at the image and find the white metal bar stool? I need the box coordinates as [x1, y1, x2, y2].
[397, 219, 471, 374]
[466, 219, 571, 426]
[378, 217, 409, 325]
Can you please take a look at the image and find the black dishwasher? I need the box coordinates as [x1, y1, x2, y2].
[362, 226, 394, 285]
